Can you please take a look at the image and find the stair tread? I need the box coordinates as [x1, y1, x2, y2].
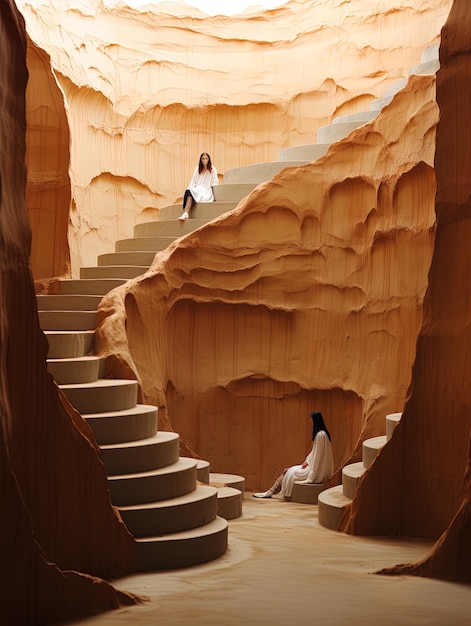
[364, 435, 387, 448]
[85, 403, 157, 419]
[100, 431, 177, 451]
[342, 461, 366, 478]
[108, 456, 197, 480]
[318, 485, 351, 506]
[135, 515, 227, 542]
[118, 484, 217, 511]
[60, 378, 137, 390]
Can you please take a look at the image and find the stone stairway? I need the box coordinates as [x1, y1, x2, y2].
[36, 42, 438, 567]
[38, 288, 245, 570]
[318, 412, 402, 530]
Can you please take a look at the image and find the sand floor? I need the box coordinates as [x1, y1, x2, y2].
[66, 493, 471, 625]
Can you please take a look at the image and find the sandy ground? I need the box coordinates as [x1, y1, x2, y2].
[66, 494, 471, 625]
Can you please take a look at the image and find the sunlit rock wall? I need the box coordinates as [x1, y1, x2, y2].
[25, 36, 71, 282]
[342, 0, 471, 580]
[16, 0, 452, 276]
[0, 3, 141, 621]
[96, 71, 438, 491]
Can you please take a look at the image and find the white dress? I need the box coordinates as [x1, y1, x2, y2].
[279, 431, 334, 498]
[186, 166, 218, 202]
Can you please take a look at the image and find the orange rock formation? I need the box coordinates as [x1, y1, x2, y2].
[2, 3, 470, 625]
[17, 0, 452, 277]
[0, 2, 141, 622]
[343, 0, 471, 581]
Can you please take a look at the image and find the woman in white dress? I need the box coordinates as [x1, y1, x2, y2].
[179, 152, 218, 220]
[253, 411, 334, 499]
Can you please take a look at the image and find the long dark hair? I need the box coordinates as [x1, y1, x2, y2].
[310, 410, 331, 441]
[198, 152, 213, 173]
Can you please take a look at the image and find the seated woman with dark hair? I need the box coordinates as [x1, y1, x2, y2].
[179, 152, 218, 220]
[253, 410, 334, 499]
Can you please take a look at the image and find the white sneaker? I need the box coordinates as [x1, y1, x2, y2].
[178, 211, 189, 221]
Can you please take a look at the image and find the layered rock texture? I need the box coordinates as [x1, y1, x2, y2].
[3, 3, 470, 625]
[0, 3, 141, 623]
[344, 0, 471, 582]
[17, 0, 452, 277]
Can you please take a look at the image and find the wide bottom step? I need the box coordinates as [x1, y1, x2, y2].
[136, 516, 228, 570]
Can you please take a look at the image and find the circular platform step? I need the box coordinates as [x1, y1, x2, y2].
[290, 482, 326, 504]
[342, 462, 366, 499]
[209, 472, 245, 495]
[135, 516, 228, 570]
[216, 487, 243, 520]
[196, 459, 210, 484]
[318, 485, 351, 530]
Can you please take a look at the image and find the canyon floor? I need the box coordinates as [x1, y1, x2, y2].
[67, 493, 471, 625]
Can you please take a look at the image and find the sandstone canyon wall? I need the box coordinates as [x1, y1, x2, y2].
[16, 0, 452, 276]
[342, 0, 471, 581]
[25, 36, 71, 283]
[96, 70, 439, 494]
[0, 4, 141, 622]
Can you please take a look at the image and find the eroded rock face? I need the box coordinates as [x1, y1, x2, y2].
[344, 0, 471, 581]
[16, 0, 452, 275]
[0, 2, 141, 622]
[96, 72, 438, 494]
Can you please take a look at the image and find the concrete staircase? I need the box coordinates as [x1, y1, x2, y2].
[37, 43, 438, 565]
[318, 412, 402, 530]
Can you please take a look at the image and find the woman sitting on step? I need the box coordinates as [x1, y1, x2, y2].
[253, 410, 334, 499]
[179, 152, 218, 220]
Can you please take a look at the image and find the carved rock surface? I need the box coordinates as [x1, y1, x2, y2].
[16, 0, 452, 275]
[0, 2, 141, 622]
[97, 72, 438, 495]
[345, 0, 471, 581]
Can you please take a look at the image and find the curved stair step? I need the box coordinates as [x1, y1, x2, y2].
[108, 457, 198, 506]
[39, 310, 97, 331]
[216, 486, 243, 520]
[100, 431, 180, 475]
[44, 330, 94, 358]
[47, 355, 104, 384]
[60, 379, 138, 414]
[318, 485, 351, 530]
[36, 294, 103, 311]
[84, 404, 158, 445]
[119, 484, 218, 537]
[209, 472, 245, 495]
[134, 218, 207, 238]
[213, 183, 258, 202]
[98, 251, 157, 266]
[57, 278, 127, 295]
[363, 435, 387, 469]
[279, 143, 330, 162]
[386, 412, 402, 440]
[332, 110, 378, 124]
[80, 265, 148, 279]
[135, 515, 228, 570]
[115, 236, 177, 252]
[196, 459, 210, 484]
[290, 481, 326, 504]
[224, 160, 308, 184]
[317, 119, 370, 144]
[158, 201, 237, 220]
[342, 462, 366, 499]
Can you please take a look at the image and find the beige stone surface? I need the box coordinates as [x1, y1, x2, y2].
[16, 0, 452, 274]
[65, 496, 471, 626]
[96, 71, 438, 496]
